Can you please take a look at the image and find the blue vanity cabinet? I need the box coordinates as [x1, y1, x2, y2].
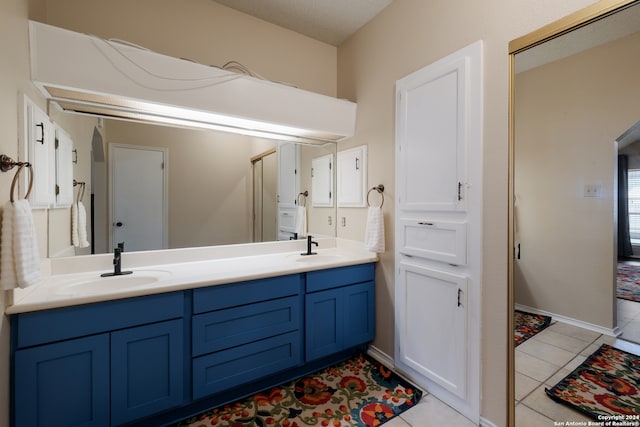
[11, 292, 185, 427]
[305, 263, 375, 361]
[110, 319, 184, 426]
[191, 274, 304, 400]
[14, 334, 110, 427]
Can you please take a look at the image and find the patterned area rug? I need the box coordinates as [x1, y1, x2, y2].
[618, 262, 640, 302]
[546, 344, 640, 419]
[172, 353, 422, 427]
[514, 310, 552, 347]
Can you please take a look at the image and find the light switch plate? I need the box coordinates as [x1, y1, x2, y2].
[584, 185, 602, 197]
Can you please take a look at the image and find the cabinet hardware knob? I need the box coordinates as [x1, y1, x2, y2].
[417, 221, 434, 226]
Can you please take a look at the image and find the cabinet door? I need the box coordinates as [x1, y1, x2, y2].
[396, 262, 467, 399]
[277, 143, 299, 208]
[305, 282, 375, 361]
[311, 153, 334, 207]
[14, 334, 110, 427]
[396, 56, 469, 213]
[20, 96, 55, 208]
[111, 319, 184, 425]
[305, 287, 343, 361]
[343, 281, 375, 348]
[54, 125, 74, 207]
[337, 145, 367, 207]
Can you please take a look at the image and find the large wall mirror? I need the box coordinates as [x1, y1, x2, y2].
[509, 0, 640, 424]
[47, 106, 337, 258]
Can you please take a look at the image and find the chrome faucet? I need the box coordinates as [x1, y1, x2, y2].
[301, 235, 318, 256]
[101, 242, 133, 277]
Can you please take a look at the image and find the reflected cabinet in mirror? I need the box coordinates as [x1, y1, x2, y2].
[47, 107, 337, 258]
[509, 1, 640, 424]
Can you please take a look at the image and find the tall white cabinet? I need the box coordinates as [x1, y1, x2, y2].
[395, 41, 482, 423]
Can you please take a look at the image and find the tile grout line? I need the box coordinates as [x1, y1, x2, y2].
[516, 329, 602, 405]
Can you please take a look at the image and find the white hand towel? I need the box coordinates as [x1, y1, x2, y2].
[364, 206, 385, 253]
[72, 202, 90, 248]
[77, 202, 90, 248]
[71, 202, 79, 247]
[1, 200, 42, 289]
[295, 206, 307, 238]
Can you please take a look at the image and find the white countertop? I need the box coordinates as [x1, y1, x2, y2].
[6, 239, 377, 314]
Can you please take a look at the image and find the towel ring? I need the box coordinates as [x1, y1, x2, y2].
[0, 155, 33, 203]
[297, 190, 309, 207]
[10, 163, 34, 203]
[74, 180, 86, 203]
[367, 184, 385, 208]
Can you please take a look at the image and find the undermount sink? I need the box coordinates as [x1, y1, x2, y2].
[294, 254, 343, 263]
[56, 270, 172, 296]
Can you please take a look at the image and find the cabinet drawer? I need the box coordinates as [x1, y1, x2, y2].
[192, 331, 302, 399]
[15, 292, 184, 348]
[398, 218, 467, 265]
[192, 295, 301, 356]
[306, 263, 374, 293]
[193, 274, 302, 314]
[279, 208, 297, 231]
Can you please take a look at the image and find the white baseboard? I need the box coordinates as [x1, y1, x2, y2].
[515, 303, 621, 337]
[366, 345, 395, 369]
[480, 417, 498, 427]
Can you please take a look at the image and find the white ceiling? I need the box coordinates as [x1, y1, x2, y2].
[211, 0, 394, 46]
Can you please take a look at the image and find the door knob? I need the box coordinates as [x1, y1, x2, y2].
[115, 222, 123, 227]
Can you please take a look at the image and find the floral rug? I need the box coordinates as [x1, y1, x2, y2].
[617, 262, 640, 303]
[172, 353, 422, 427]
[545, 344, 640, 419]
[514, 310, 552, 347]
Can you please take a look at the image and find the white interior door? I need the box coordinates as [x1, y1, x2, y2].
[110, 144, 167, 252]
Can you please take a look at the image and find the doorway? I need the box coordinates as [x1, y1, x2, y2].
[252, 148, 278, 242]
[110, 144, 168, 252]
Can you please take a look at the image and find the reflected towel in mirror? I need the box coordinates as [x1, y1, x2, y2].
[295, 206, 307, 238]
[364, 206, 385, 253]
[0, 200, 42, 289]
[72, 201, 90, 248]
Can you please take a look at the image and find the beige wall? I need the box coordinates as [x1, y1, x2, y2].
[0, 0, 612, 426]
[514, 32, 640, 328]
[42, 0, 337, 98]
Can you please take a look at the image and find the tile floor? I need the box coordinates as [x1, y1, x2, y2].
[392, 299, 640, 427]
[384, 393, 477, 427]
[515, 298, 640, 426]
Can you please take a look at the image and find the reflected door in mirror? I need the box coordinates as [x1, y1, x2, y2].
[111, 144, 167, 252]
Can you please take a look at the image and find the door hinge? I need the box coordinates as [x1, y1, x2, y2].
[55, 184, 60, 195]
